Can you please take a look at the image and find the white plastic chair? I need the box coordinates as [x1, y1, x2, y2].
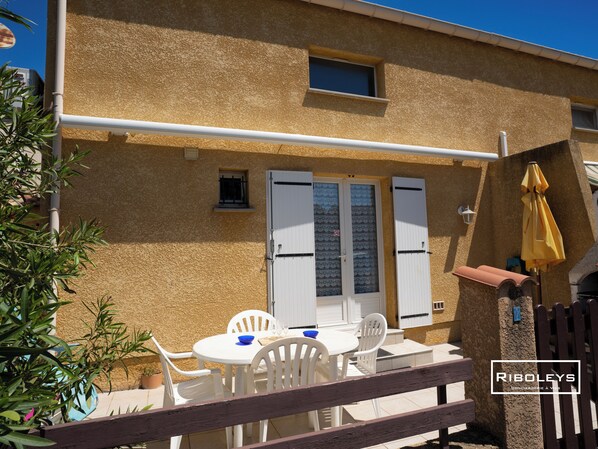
[152, 337, 231, 449]
[225, 310, 277, 389]
[321, 313, 387, 423]
[249, 337, 329, 443]
[227, 309, 277, 334]
[343, 313, 387, 418]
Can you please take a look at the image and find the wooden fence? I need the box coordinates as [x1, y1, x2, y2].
[535, 300, 598, 449]
[37, 358, 473, 449]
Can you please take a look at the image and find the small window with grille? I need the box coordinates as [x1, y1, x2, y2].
[218, 170, 248, 208]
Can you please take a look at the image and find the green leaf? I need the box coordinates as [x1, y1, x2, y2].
[0, 347, 48, 357]
[0, 436, 23, 449]
[20, 285, 30, 319]
[0, 410, 20, 421]
[0, 323, 27, 342]
[2, 431, 54, 447]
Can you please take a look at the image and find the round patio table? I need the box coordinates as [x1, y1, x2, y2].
[193, 328, 358, 446]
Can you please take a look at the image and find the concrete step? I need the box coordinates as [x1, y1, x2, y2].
[383, 328, 404, 345]
[375, 339, 434, 372]
[325, 327, 404, 345]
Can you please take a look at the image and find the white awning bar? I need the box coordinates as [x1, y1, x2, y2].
[60, 114, 499, 162]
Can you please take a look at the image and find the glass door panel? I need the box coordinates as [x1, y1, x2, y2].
[350, 184, 380, 294]
[314, 183, 343, 297]
[315, 179, 383, 327]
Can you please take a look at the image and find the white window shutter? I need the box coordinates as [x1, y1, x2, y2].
[267, 170, 317, 328]
[392, 177, 433, 329]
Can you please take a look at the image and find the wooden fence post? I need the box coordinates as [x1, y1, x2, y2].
[534, 305, 557, 449]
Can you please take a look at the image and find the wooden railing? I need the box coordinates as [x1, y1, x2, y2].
[535, 300, 598, 449]
[38, 359, 473, 449]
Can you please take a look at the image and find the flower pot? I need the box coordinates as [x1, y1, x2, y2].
[141, 372, 163, 389]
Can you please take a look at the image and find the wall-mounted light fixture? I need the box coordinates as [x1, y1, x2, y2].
[457, 205, 476, 225]
[184, 148, 199, 160]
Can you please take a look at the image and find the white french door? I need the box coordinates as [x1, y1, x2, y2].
[314, 178, 384, 327]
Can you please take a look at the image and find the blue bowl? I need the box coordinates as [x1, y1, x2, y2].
[238, 335, 254, 345]
[303, 330, 319, 339]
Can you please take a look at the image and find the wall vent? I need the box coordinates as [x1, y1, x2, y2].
[433, 301, 445, 311]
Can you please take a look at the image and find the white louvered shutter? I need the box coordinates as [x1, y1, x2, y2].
[267, 171, 317, 327]
[392, 177, 433, 329]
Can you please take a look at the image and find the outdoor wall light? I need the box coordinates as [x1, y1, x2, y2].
[458, 205, 476, 225]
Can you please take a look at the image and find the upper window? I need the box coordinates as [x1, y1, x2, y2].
[309, 56, 376, 98]
[572, 104, 598, 130]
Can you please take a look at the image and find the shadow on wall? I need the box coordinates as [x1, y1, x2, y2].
[59, 139, 482, 245]
[464, 164, 495, 270]
[66, 0, 598, 100]
[465, 139, 596, 309]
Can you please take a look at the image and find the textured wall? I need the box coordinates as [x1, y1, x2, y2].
[45, 0, 598, 381]
[58, 134, 488, 351]
[459, 278, 504, 440]
[488, 140, 596, 308]
[459, 277, 542, 448]
[46, 0, 598, 158]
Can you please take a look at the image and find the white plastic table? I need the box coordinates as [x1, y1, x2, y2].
[193, 328, 358, 446]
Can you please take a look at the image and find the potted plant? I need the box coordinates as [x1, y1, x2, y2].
[140, 366, 163, 389]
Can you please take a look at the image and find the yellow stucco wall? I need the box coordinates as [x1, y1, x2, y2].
[58, 132, 488, 350]
[488, 140, 597, 309]
[48, 0, 598, 365]
[48, 0, 598, 158]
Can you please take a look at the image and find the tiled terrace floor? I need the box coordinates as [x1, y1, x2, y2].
[90, 342, 466, 448]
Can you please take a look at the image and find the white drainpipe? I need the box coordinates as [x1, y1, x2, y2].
[48, 0, 67, 332]
[60, 114, 499, 162]
[499, 131, 509, 157]
[50, 0, 67, 237]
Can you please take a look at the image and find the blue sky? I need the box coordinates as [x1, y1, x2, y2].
[374, 0, 598, 59]
[0, 0, 46, 77]
[1, 0, 597, 81]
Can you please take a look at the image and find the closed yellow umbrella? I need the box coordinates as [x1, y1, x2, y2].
[521, 161, 565, 275]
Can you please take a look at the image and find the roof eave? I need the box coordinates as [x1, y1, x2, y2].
[300, 0, 598, 72]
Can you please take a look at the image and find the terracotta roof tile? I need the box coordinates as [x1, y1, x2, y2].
[477, 265, 533, 286]
[453, 265, 536, 289]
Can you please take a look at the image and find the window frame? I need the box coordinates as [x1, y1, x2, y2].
[308, 55, 381, 100]
[218, 170, 249, 209]
[572, 103, 598, 133]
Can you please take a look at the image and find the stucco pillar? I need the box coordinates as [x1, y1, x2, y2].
[454, 265, 542, 449]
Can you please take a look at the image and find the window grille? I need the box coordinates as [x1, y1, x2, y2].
[219, 171, 248, 207]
